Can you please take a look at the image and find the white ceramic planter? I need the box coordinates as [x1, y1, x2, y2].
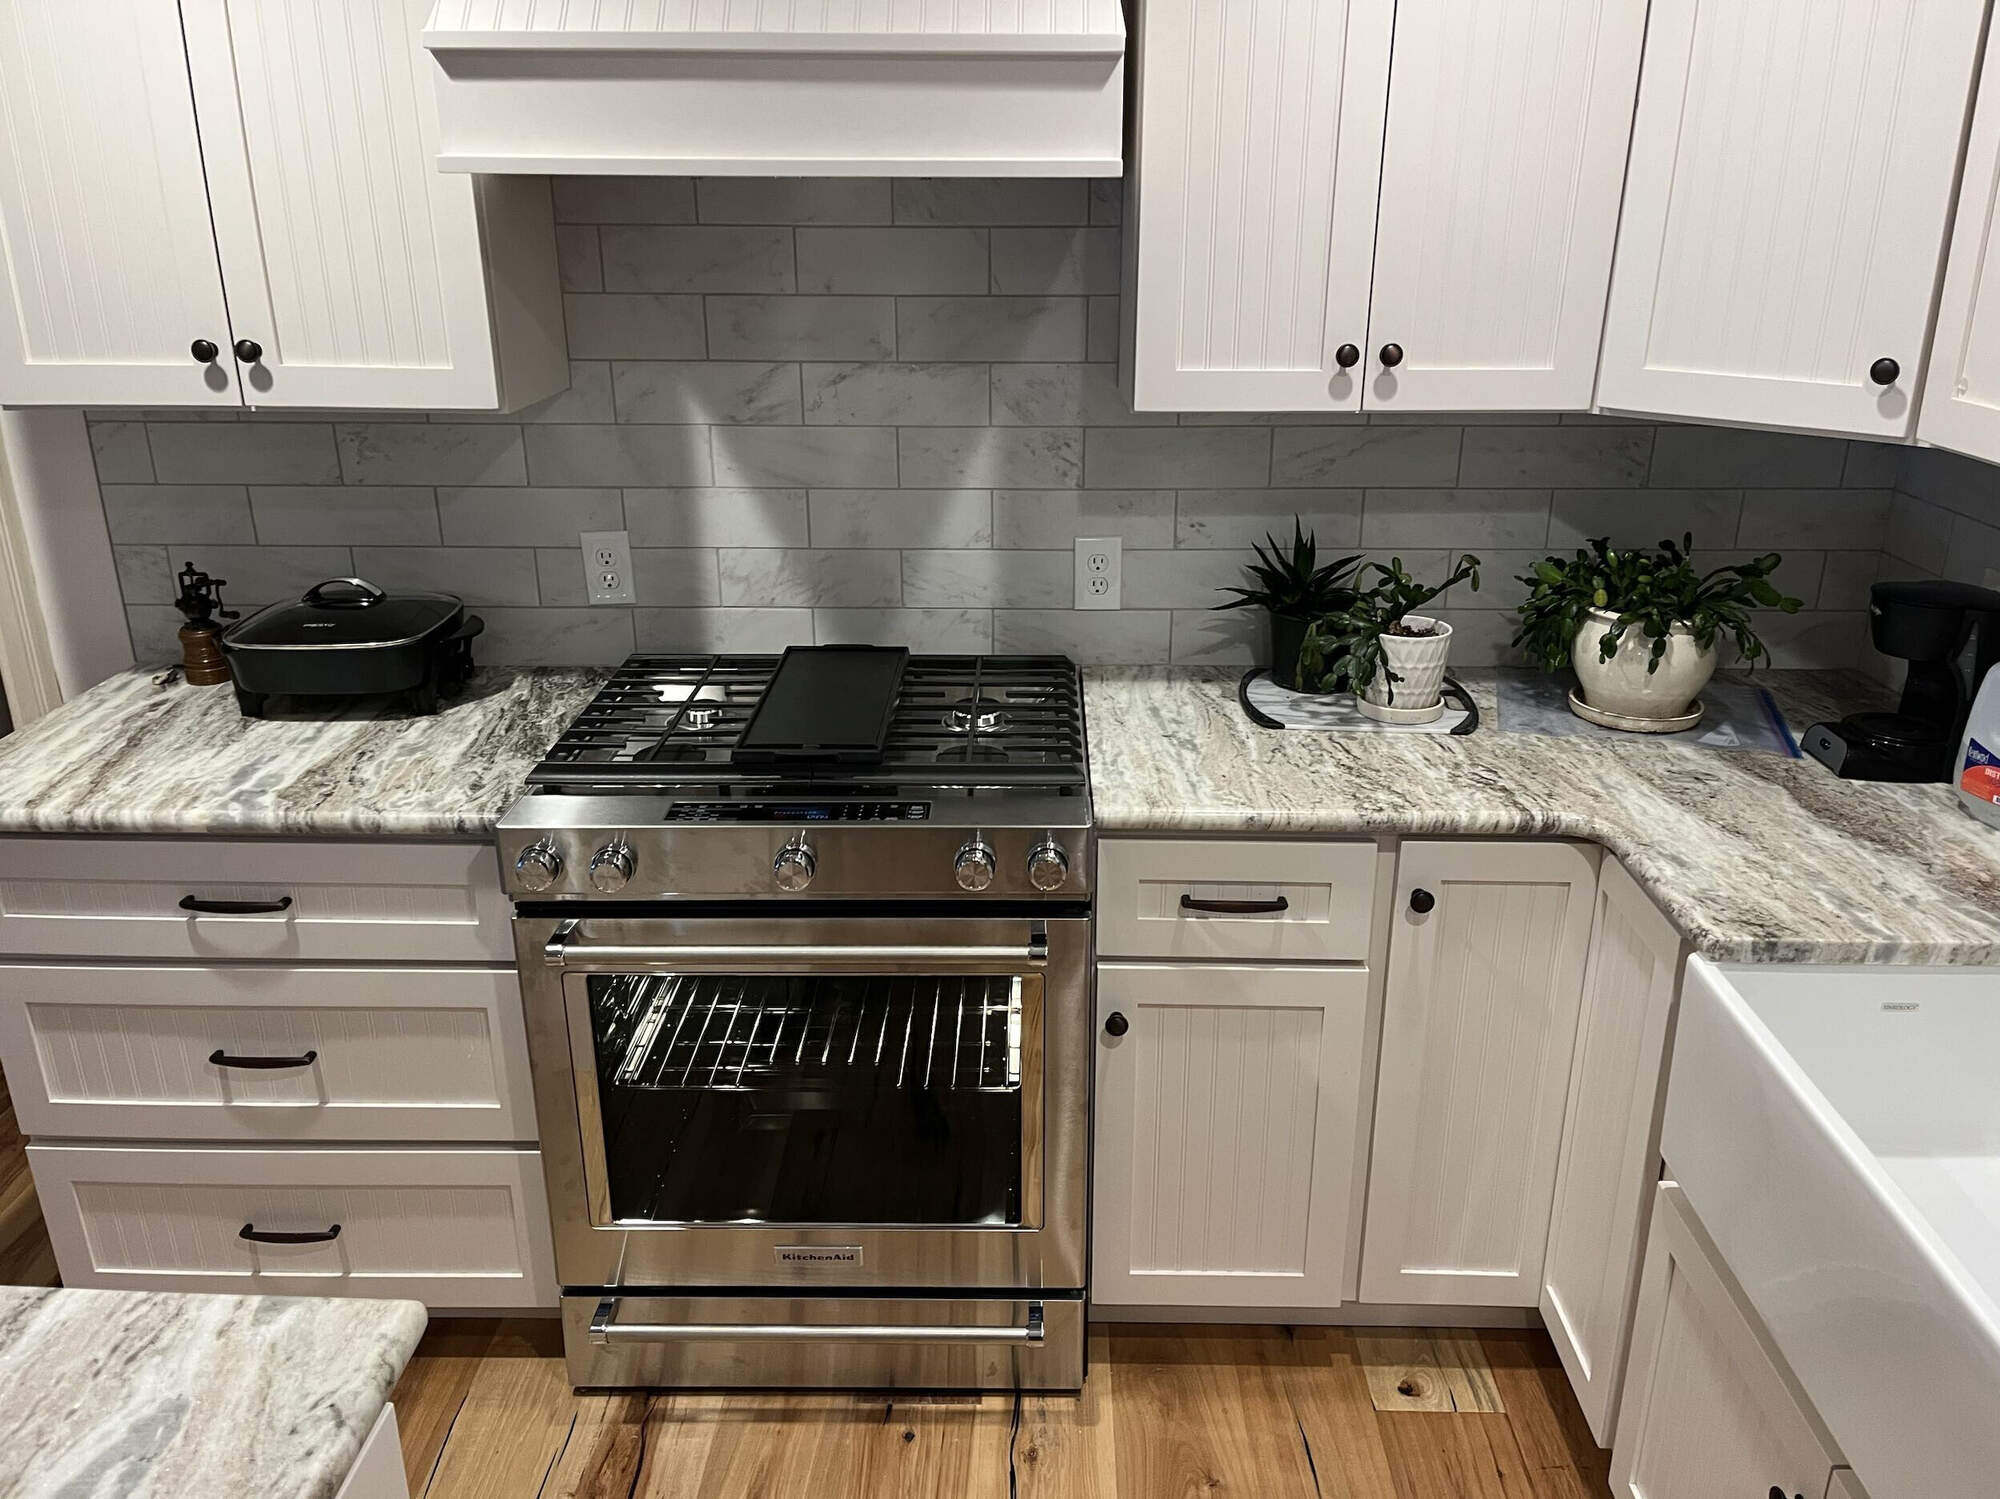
[1357, 615, 1452, 722]
[1570, 606, 1716, 720]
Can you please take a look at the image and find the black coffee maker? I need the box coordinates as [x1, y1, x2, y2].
[1803, 580, 2000, 782]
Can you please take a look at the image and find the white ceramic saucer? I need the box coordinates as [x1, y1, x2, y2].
[1567, 688, 1702, 734]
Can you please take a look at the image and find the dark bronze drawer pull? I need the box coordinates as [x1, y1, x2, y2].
[239, 1223, 341, 1245]
[180, 895, 294, 915]
[209, 1048, 318, 1070]
[1179, 895, 1290, 915]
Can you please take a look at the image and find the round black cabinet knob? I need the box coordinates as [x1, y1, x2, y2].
[233, 338, 263, 364]
[1409, 888, 1436, 914]
[1335, 343, 1361, 370]
[1379, 343, 1405, 369]
[1768, 1488, 1785, 1499]
[1103, 1012, 1130, 1038]
[190, 338, 219, 364]
[1869, 356, 1900, 387]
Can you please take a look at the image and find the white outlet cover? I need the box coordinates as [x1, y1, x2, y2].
[581, 529, 635, 605]
[1075, 535, 1121, 610]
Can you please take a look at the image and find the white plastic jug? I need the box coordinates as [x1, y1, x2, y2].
[1956, 663, 2000, 829]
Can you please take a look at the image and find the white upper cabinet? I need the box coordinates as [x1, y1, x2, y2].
[1363, 0, 1648, 412]
[0, 1, 240, 406]
[1920, 14, 2000, 465]
[1124, 0, 1392, 412]
[1597, 0, 1986, 438]
[0, 0, 564, 409]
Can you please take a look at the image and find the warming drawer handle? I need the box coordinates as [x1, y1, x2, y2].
[180, 895, 294, 916]
[240, 1222, 341, 1245]
[1179, 894, 1289, 916]
[588, 1299, 1044, 1347]
[210, 1048, 318, 1070]
[544, 921, 1049, 970]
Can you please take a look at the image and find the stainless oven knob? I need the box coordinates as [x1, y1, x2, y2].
[1026, 837, 1070, 891]
[588, 839, 635, 894]
[515, 840, 563, 892]
[954, 838, 997, 892]
[773, 835, 817, 892]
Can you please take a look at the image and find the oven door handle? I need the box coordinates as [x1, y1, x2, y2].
[588, 1298, 1045, 1347]
[542, 918, 1048, 970]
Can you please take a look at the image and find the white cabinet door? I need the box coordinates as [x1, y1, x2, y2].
[1612, 1183, 1841, 1499]
[0, 0, 240, 406]
[1920, 17, 2000, 465]
[179, 0, 562, 410]
[1359, 839, 1597, 1306]
[1362, 0, 1647, 412]
[1541, 858, 1687, 1446]
[1093, 961, 1369, 1307]
[1125, 0, 1392, 411]
[1597, 0, 1984, 438]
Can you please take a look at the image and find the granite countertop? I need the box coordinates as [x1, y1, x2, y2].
[0, 1285, 426, 1499]
[1086, 667, 2000, 965]
[0, 666, 604, 838]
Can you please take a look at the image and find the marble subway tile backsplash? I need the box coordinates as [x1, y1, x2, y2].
[93, 176, 1902, 669]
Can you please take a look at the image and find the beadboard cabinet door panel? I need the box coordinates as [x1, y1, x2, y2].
[1541, 857, 1687, 1447]
[1363, 0, 1647, 412]
[1124, 0, 1392, 411]
[0, 0, 240, 406]
[1359, 839, 1598, 1306]
[1920, 17, 2000, 465]
[1611, 1183, 1841, 1499]
[1093, 961, 1369, 1307]
[1597, 0, 1984, 438]
[180, 0, 564, 411]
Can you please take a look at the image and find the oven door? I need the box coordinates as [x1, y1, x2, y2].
[516, 912, 1089, 1292]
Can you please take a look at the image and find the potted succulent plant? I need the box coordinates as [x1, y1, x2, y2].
[1512, 535, 1803, 725]
[1298, 554, 1482, 722]
[1213, 520, 1364, 690]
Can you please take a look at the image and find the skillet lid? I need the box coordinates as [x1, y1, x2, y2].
[224, 578, 463, 650]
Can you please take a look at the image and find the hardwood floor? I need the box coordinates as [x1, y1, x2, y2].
[392, 1320, 1612, 1499]
[0, 1065, 57, 1288]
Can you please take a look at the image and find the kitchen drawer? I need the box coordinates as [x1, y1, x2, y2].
[0, 964, 535, 1143]
[1097, 838, 1376, 961]
[29, 1142, 557, 1308]
[0, 837, 509, 961]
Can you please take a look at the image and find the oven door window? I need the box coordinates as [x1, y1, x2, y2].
[574, 972, 1037, 1228]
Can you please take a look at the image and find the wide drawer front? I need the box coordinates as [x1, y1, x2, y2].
[29, 1143, 557, 1308]
[1097, 837, 1376, 960]
[0, 837, 509, 961]
[0, 964, 535, 1143]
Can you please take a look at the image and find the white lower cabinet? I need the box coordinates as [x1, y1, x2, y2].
[1359, 839, 1598, 1306]
[1092, 961, 1370, 1308]
[1613, 1183, 1844, 1499]
[1540, 856, 1687, 1445]
[29, 1142, 556, 1308]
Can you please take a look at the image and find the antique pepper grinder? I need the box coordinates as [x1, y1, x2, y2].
[172, 562, 238, 686]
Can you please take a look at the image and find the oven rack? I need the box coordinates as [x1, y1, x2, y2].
[591, 972, 1023, 1093]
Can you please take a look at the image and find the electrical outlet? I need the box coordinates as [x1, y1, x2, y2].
[581, 529, 635, 605]
[1075, 536, 1121, 610]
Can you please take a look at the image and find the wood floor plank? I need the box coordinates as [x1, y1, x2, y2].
[1015, 1328, 1117, 1499]
[420, 1328, 576, 1499]
[628, 1394, 731, 1498]
[1475, 1332, 1606, 1478]
[389, 1319, 499, 1496]
[861, 1395, 1012, 1499]
[1284, 1329, 1400, 1499]
[1107, 1326, 1321, 1499]
[1376, 1412, 1536, 1499]
[1356, 1332, 1456, 1413]
[540, 1393, 652, 1499]
[1432, 1334, 1505, 1414]
[683, 1394, 883, 1499]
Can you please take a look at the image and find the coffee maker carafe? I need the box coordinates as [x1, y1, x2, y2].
[1803, 580, 2000, 782]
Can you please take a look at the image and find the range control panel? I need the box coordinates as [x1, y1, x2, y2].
[664, 801, 931, 823]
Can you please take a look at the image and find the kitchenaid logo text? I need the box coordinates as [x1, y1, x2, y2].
[775, 1246, 862, 1267]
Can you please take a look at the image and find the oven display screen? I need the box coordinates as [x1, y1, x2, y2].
[664, 801, 929, 823]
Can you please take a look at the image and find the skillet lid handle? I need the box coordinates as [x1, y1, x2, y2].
[302, 578, 386, 609]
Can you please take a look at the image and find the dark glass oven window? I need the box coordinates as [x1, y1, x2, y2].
[586, 972, 1025, 1226]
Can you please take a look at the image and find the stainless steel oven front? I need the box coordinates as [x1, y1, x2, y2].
[515, 909, 1090, 1386]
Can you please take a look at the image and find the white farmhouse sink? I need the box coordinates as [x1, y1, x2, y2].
[1668, 959, 2000, 1499]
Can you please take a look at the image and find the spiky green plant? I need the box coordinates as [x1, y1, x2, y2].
[1212, 518, 1365, 618]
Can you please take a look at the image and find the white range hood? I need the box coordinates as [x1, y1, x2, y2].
[422, 1, 1125, 177]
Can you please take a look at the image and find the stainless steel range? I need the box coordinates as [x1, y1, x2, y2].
[498, 650, 1092, 1390]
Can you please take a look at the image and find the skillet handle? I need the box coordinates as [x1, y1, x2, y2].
[447, 613, 484, 643]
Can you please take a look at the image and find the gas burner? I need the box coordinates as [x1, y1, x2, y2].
[682, 705, 719, 731]
[942, 697, 1012, 735]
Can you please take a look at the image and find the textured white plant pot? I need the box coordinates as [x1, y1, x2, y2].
[1571, 606, 1716, 720]
[1357, 615, 1452, 722]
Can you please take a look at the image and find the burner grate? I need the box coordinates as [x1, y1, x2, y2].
[529, 654, 1085, 788]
